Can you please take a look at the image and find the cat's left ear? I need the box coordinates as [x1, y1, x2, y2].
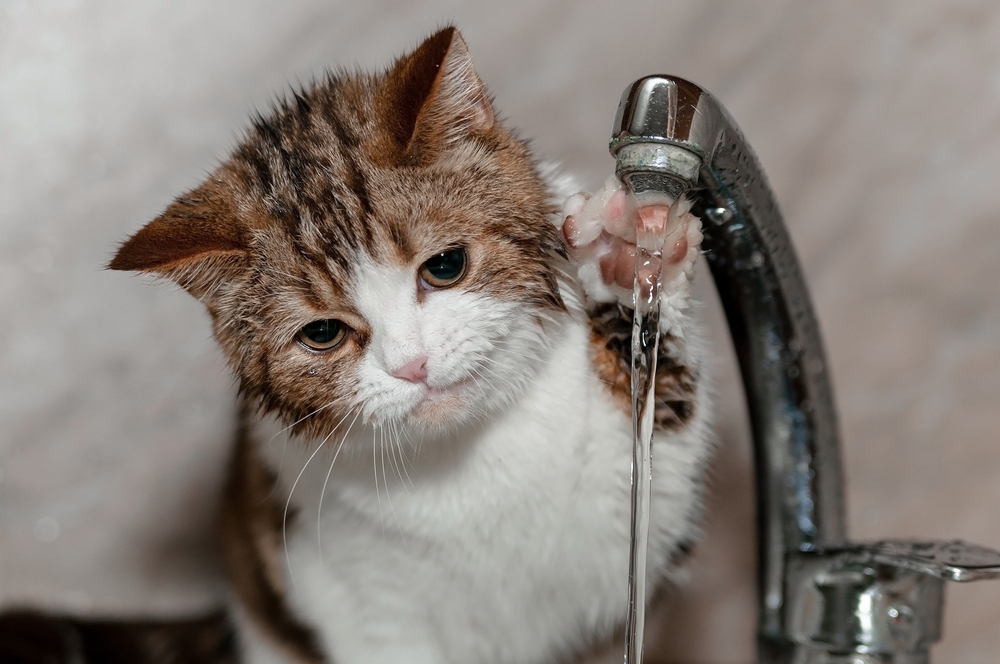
[382, 27, 496, 160]
[108, 176, 249, 299]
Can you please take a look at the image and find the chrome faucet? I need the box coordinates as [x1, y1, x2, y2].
[609, 76, 1000, 664]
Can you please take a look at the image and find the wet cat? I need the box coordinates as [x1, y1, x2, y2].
[108, 26, 711, 664]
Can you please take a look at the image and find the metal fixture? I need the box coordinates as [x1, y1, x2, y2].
[609, 75, 1000, 663]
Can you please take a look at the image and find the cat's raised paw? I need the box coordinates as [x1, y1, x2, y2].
[561, 177, 703, 307]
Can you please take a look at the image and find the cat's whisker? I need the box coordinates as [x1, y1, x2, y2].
[399, 424, 423, 470]
[317, 405, 362, 561]
[384, 423, 403, 489]
[389, 419, 414, 494]
[492, 342, 606, 383]
[532, 310, 565, 330]
[488, 341, 559, 368]
[377, 426, 406, 547]
[398, 441, 416, 493]
[490, 342, 615, 390]
[265, 399, 341, 499]
[265, 440, 291, 504]
[283, 404, 356, 586]
[465, 397, 491, 429]
[283, 441, 329, 589]
[465, 365, 519, 418]
[466, 373, 494, 425]
[479, 353, 594, 412]
[372, 426, 385, 538]
[475, 355, 531, 400]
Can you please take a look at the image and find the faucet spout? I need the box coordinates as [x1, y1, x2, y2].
[610, 75, 847, 658]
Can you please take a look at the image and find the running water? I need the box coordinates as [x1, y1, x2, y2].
[623, 193, 678, 664]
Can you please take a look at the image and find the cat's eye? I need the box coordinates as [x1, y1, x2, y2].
[297, 319, 347, 351]
[419, 248, 467, 289]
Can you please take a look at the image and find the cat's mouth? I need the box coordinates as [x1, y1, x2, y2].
[406, 376, 474, 425]
[422, 376, 473, 402]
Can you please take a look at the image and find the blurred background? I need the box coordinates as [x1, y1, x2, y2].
[2, 1, 1000, 661]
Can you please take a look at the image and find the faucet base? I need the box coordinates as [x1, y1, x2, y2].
[791, 647, 928, 664]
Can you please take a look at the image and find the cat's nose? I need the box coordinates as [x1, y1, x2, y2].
[391, 356, 429, 383]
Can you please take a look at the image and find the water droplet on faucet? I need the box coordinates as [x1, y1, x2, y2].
[705, 206, 732, 225]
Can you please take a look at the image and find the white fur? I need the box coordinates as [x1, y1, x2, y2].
[234, 176, 713, 664]
[346, 257, 546, 429]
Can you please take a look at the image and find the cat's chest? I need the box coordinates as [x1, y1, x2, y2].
[253, 318, 639, 662]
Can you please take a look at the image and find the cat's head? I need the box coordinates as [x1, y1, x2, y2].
[110, 28, 567, 441]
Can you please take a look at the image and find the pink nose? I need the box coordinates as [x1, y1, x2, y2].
[391, 356, 428, 383]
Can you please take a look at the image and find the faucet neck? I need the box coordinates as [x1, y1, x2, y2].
[610, 76, 846, 650]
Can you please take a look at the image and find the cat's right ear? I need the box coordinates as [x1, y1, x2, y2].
[108, 178, 248, 299]
[381, 27, 496, 162]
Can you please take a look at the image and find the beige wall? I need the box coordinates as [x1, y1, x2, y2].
[2, 1, 999, 661]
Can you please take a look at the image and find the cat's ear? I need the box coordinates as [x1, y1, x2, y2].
[382, 26, 496, 161]
[109, 178, 248, 298]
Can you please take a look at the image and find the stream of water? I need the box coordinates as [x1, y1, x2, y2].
[623, 196, 675, 664]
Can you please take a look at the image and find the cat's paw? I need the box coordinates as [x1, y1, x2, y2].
[561, 177, 703, 313]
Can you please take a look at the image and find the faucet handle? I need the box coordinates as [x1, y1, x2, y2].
[785, 539, 1000, 660]
[822, 539, 1000, 582]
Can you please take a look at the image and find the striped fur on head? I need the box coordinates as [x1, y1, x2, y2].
[110, 27, 567, 440]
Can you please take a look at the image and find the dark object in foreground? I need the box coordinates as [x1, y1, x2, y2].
[0, 610, 234, 664]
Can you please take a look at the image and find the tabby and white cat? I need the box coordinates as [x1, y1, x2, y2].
[110, 27, 711, 664]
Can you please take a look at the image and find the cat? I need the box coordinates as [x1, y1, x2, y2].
[103, 26, 712, 664]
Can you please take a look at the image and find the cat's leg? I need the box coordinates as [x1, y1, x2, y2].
[560, 177, 705, 431]
[222, 427, 326, 664]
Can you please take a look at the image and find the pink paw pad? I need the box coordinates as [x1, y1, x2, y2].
[561, 179, 702, 300]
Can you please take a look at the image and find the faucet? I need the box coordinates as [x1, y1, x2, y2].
[609, 76, 1000, 663]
